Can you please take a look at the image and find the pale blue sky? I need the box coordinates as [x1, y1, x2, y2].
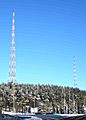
[0, 0, 86, 90]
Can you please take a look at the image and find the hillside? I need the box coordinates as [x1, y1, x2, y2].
[0, 83, 86, 114]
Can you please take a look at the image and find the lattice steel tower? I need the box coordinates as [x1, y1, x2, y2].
[73, 56, 77, 87]
[8, 11, 16, 112]
[9, 11, 16, 84]
[73, 56, 77, 113]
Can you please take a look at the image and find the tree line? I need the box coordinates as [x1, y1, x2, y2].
[0, 83, 86, 114]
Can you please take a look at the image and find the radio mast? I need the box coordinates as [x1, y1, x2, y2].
[9, 10, 16, 112]
[73, 56, 77, 113]
[73, 56, 77, 87]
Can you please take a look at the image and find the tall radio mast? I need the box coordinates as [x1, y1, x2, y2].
[9, 11, 16, 112]
[9, 11, 16, 84]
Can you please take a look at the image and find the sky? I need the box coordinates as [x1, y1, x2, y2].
[0, 0, 86, 90]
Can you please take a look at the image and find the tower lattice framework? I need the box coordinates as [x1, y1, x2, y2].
[73, 56, 77, 113]
[9, 11, 16, 84]
[73, 56, 77, 87]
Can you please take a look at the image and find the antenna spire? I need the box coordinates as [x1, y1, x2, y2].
[73, 56, 77, 113]
[9, 10, 16, 84]
[8, 11, 16, 112]
[73, 56, 77, 87]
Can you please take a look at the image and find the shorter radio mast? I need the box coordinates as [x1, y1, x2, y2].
[73, 56, 77, 113]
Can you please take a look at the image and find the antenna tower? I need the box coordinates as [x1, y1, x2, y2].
[73, 56, 77, 87]
[73, 56, 77, 113]
[9, 11, 16, 84]
[9, 11, 16, 112]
